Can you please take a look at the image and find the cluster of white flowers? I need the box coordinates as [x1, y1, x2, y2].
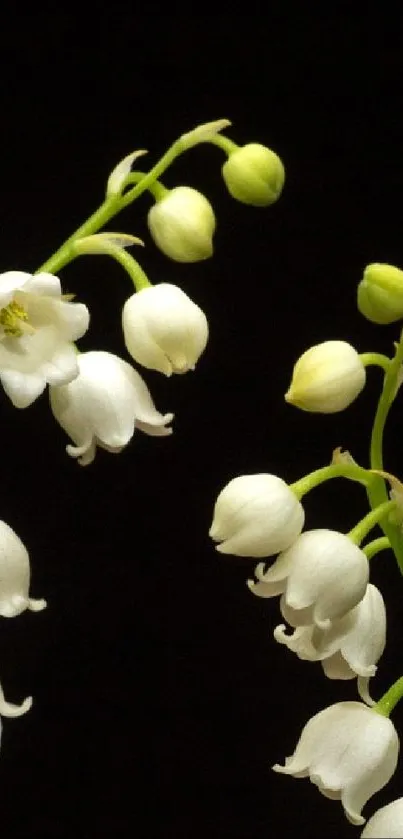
[209, 328, 403, 830]
[0, 121, 287, 763]
[6, 116, 403, 836]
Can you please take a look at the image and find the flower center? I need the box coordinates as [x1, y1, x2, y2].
[0, 300, 32, 338]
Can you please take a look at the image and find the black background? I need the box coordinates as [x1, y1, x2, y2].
[0, 9, 403, 838]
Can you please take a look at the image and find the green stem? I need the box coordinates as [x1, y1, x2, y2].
[359, 352, 391, 373]
[36, 130, 195, 276]
[375, 675, 403, 717]
[367, 328, 403, 572]
[123, 172, 167, 201]
[37, 198, 119, 275]
[208, 134, 239, 156]
[348, 499, 396, 545]
[73, 241, 150, 292]
[362, 536, 391, 560]
[290, 463, 373, 500]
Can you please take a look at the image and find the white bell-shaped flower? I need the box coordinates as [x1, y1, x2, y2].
[122, 283, 208, 376]
[0, 270, 89, 408]
[285, 340, 366, 413]
[209, 474, 304, 558]
[361, 797, 403, 837]
[0, 521, 46, 618]
[273, 701, 399, 826]
[49, 350, 173, 466]
[0, 683, 32, 727]
[248, 529, 369, 628]
[147, 186, 216, 262]
[274, 584, 386, 698]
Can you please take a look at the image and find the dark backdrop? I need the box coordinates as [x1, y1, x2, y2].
[0, 10, 403, 838]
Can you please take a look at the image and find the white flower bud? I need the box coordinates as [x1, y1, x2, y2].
[248, 529, 369, 629]
[361, 797, 403, 837]
[285, 340, 366, 413]
[49, 351, 173, 466]
[222, 143, 285, 207]
[274, 584, 386, 699]
[0, 521, 46, 617]
[122, 283, 208, 376]
[147, 186, 216, 262]
[273, 701, 399, 826]
[209, 474, 304, 558]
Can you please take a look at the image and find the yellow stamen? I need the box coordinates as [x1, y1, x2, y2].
[0, 300, 34, 337]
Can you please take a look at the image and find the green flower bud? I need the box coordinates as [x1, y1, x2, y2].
[357, 263, 403, 325]
[222, 143, 285, 207]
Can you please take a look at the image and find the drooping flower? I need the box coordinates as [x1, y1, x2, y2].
[209, 474, 304, 558]
[361, 797, 403, 837]
[273, 701, 399, 826]
[285, 340, 366, 413]
[147, 186, 216, 262]
[0, 521, 46, 617]
[49, 350, 173, 466]
[248, 529, 369, 628]
[274, 584, 386, 700]
[222, 143, 285, 206]
[0, 270, 89, 408]
[122, 283, 208, 376]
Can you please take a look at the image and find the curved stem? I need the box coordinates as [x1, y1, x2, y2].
[359, 352, 391, 373]
[362, 535, 391, 560]
[290, 462, 373, 500]
[348, 499, 396, 546]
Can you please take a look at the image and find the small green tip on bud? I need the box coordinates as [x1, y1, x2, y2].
[357, 263, 403, 325]
[222, 143, 285, 207]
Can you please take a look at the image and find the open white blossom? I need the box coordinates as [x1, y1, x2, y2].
[0, 521, 46, 618]
[209, 473, 304, 557]
[361, 797, 403, 837]
[148, 186, 216, 262]
[122, 283, 208, 376]
[49, 350, 173, 466]
[248, 529, 369, 628]
[273, 701, 399, 826]
[274, 584, 386, 701]
[0, 270, 89, 408]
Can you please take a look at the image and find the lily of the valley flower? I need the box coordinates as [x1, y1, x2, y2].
[361, 797, 403, 837]
[274, 584, 386, 699]
[122, 283, 208, 376]
[285, 340, 366, 413]
[147, 186, 216, 262]
[209, 474, 305, 557]
[0, 521, 46, 618]
[0, 682, 32, 725]
[248, 529, 369, 628]
[273, 701, 399, 826]
[222, 143, 285, 207]
[0, 270, 89, 408]
[49, 351, 173, 466]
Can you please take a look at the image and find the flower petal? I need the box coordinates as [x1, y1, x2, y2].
[0, 369, 46, 407]
[0, 271, 30, 307]
[22, 272, 62, 297]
